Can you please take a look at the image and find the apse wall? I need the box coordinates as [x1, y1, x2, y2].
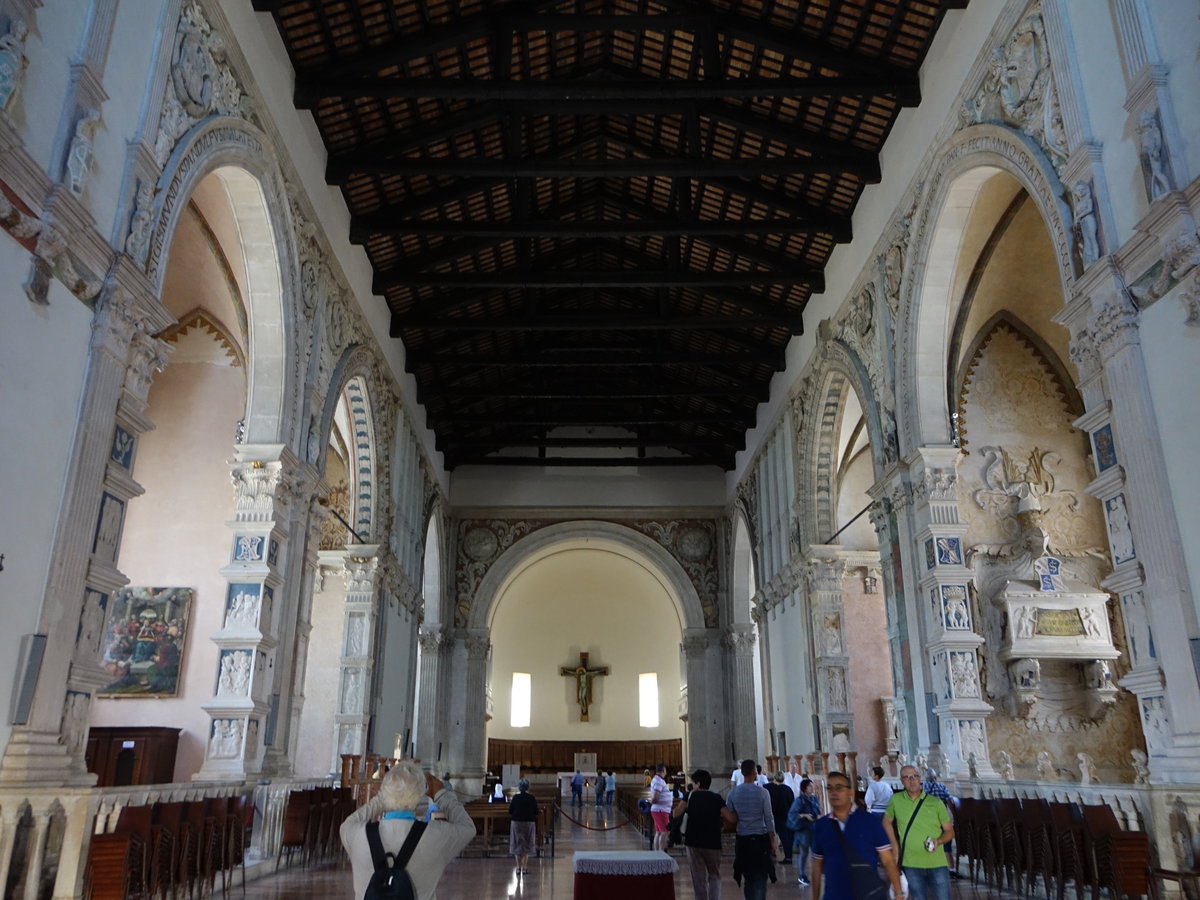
[487, 547, 684, 742]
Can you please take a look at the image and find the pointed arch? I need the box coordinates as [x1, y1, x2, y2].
[955, 312, 1083, 451]
[896, 124, 1075, 453]
[146, 117, 304, 450]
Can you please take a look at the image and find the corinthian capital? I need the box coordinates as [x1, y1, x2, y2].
[418, 628, 446, 654]
[806, 556, 846, 594]
[463, 632, 492, 659]
[343, 554, 381, 594]
[722, 627, 756, 654]
[1091, 292, 1140, 359]
[230, 460, 293, 523]
[124, 330, 172, 406]
[91, 286, 143, 356]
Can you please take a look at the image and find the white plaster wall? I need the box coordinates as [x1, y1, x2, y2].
[373, 604, 417, 757]
[92, 357, 243, 780]
[487, 548, 684, 741]
[0, 251, 92, 753]
[295, 572, 345, 778]
[764, 599, 817, 757]
[1139, 292, 1200, 624]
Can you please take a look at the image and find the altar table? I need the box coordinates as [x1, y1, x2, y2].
[573, 850, 677, 900]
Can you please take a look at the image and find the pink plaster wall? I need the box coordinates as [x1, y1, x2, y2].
[842, 574, 891, 772]
[93, 358, 244, 781]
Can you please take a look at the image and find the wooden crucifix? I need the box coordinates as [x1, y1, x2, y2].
[560, 651, 608, 722]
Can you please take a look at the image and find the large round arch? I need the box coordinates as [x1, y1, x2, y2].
[316, 344, 392, 542]
[468, 520, 707, 633]
[146, 117, 303, 450]
[897, 124, 1075, 453]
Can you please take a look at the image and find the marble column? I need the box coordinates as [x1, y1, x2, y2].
[459, 630, 492, 782]
[331, 547, 383, 771]
[414, 627, 447, 766]
[908, 448, 995, 780]
[723, 624, 758, 762]
[806, 549, 852, 753]
[196, 447, 304, 781]
[1058, 263, 1200, 783]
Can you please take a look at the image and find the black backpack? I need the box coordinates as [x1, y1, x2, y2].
[364, 819, 426, 900]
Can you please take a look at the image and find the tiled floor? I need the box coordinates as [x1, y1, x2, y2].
[243, 803, 1017, 898]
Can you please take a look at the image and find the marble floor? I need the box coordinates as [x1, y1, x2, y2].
[241, 803, 1018, 899]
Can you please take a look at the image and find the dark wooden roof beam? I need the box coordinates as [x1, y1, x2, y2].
[381, 269, 819, 290]
[299, 74, 919, 108]
[351, 216, 849, 241]
[390, 311, 798, 335]
[439, 436, 740, 450]
[329, 155, 880, 183]
[405, 347, 783, 368]
[430, 412, 754, 428]
[446, 455, 730, 468]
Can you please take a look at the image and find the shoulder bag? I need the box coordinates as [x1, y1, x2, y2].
[832, 821, 888, 900]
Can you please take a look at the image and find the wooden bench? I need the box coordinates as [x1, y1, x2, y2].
[462, 801, 556, 858]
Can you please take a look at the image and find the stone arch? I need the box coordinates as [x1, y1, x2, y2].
[468, 521, 706, 633]
[146, 117, 303, 450]
[797, 340, 888, 545]
[897, 124, 1075, 453]
[420, 501, 446, 628]
[317, 345, 388, 542]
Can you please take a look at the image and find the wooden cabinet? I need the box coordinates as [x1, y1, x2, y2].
[86, 726, 181, 786]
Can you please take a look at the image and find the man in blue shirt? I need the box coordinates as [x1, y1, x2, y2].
[811, 770, 905, 900]
[724, 758, 777, 900]
[571, 770, 584, 805]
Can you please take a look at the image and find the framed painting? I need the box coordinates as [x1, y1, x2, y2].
[98, 586, 192, 697]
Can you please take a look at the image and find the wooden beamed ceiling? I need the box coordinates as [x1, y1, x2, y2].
[257, 0, 966, 470]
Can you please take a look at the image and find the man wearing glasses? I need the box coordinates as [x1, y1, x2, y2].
[810, 771, 905, 900]
[883, 766, 954, 900]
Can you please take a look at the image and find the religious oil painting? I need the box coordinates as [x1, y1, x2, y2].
[98, 587, 192, 697]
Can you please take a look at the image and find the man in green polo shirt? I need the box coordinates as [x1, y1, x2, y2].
[883, 765, 954, 900]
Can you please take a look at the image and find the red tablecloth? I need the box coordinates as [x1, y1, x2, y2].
[573, 851, 677, 900]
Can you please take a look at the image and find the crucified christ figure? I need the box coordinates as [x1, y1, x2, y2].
[560, 651, 609, 721]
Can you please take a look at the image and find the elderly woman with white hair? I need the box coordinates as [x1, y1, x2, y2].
[507, 778, 538, 875]
[341, 760, 476, 899]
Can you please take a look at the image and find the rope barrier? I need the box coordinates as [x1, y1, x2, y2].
[554, 803, 641, 831]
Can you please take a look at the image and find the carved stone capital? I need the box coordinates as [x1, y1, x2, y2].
[418, 629, 446, 654]
[91, 287, 142, 358]
[343, 554, 381, 594]
[124, 329, 172, 407]
[1091, 291, 1141, 359]
[463, 633, 492, 660]
[1181, 271, 1200, 327]
[1068, 326, 1101, 380]
[230, 459, 296, 524]
[806, 556, 846, 594]
[722, 628, 757, 654]
[681, 633, 710, 657]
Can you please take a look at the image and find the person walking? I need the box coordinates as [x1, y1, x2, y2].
[725, 758, 777, 900]
[649, 763, 674, 851]
[865, 766, 894, 820]
[570, 769, 584, 806]
[811, 770, 905, 899]
[676, 769, 734, 900]
[508, 778, 538, 876]
[884, 765, 953, 900]
[764, 771, 795, 865]
[786, 777, 821, 885]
